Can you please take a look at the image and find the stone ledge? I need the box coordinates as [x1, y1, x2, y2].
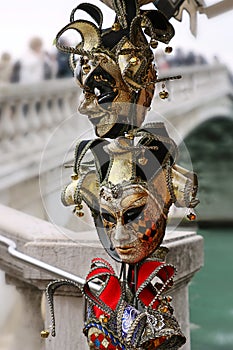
[0, 204, 203, 290]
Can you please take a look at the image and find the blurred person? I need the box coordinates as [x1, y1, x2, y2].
[19, 37, 53, 83]
[45, 49, 58, 79]
[56, 38, 73, 78]
[0, 52, 13, 83]
[11, 60, 21, 83]
[195, 54, 207, 65]
[169, 47, 186, 67]
[185, 50, 196, 65]
[154, 49, 170, 71]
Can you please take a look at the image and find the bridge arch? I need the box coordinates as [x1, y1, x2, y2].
[179, 116, 233, 225]
[179, 103, 233, 141]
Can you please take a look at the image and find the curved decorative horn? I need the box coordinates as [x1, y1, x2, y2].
[130, 15, 150, 47]
[141, 10, 175, 44]
[55, 20, 102, 55]
[70, 3, 103, 28]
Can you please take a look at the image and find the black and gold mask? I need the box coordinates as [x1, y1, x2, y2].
[55, 1, 174, 137]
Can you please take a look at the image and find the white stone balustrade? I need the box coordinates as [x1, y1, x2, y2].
[0, 204, 203, 350]
[0, 79, 77, 155]
[0, 79, 80, 192]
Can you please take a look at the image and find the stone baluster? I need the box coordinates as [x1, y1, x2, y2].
[49, 95, 66, 139]
[52, 95, 64, 124]
[40, 97, 54, 138]
[26, 98, 44, 147]
[0, 79, 79, 158]
[2, 275, 45, 350]
[59, 92, 77, 135]
[12, 99, 28, 149]
[0, 101, 15, 153]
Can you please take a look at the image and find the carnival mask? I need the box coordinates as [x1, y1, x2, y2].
[61, 123, 199, 263]
[55, 1, 174, 137]
[99, 173, 171, 264]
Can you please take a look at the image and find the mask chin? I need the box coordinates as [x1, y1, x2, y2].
[95, 120, 133, 138]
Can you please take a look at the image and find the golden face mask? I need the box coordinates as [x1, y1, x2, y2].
[55, 2, 174, 137]
[61, 123, 199, 263]
[99, 173, 170, 264]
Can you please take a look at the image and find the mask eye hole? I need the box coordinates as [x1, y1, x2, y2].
[123, 205, 145, 224]
[101, 209, 117, 225]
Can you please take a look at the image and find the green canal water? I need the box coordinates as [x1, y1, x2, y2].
[189, 228, 233, 350]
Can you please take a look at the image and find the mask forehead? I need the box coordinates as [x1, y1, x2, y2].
[100, 185, 148, 213]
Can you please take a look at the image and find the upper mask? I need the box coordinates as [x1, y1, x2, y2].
[55, 1, 175, 137]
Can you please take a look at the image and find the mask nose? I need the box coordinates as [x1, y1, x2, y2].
[112, 222, 136, 247]
[78, 93, 99, 114]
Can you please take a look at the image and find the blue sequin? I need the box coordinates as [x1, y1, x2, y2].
[95, 339, 101, 347]
[121, 306, 140, 338]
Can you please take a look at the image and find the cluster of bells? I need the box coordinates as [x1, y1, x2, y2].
[151, 36, 172, 100]
[111, 20, 173, 101]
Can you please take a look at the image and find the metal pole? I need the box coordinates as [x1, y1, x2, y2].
[0, 234, 100, 291]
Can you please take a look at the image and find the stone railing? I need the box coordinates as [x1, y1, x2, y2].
[0, 79, 77, 155]
[0, 79, 93, 191]
[0, 204, 203, 350]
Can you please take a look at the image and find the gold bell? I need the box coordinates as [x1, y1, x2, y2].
[40, 330, 50, 339]
[125, 132, 134, 140]
[160, 305, 169, 313]
[138, 150, 148, 165]
[138, 157, 148, 166]
[159, 90, 169, 99]
[165, 46, 173, 54]
[99, 314, 109, 324]
[150, 39, 158, 49]
[187, 212, 196, 221]
[112, 22, 121, 31]
[129, 57, 139, 66]
[82, 64, 91, 74]
[73, 204, 84, 217]
[166, 295, 173, 303]
[71, 173, 79, 181]
[75, 204, 83, 211]
[141, 18, 146, 28]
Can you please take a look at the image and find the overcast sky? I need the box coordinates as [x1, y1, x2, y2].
[0, 0, 232, 71]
